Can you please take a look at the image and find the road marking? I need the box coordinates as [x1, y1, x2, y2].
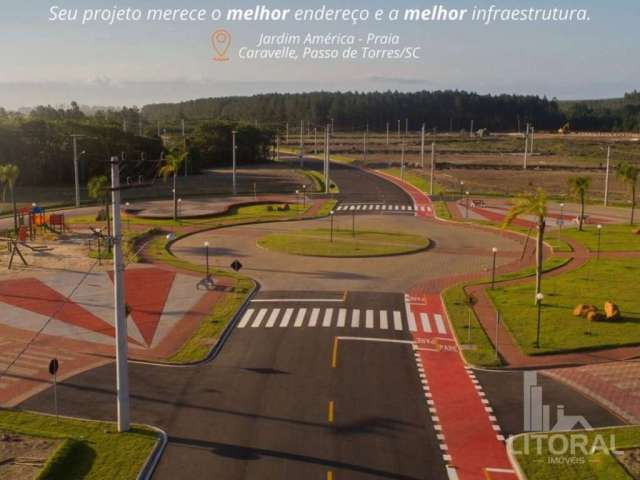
[280, 308, 294, 327]
[351, 309, 360, 328]
[382, 205, 388, 210]
[337, 308, 347, 327]
[420, 312, 431, 333]
[380, 310, 388, 329]
[294, 308, 307, 327]
[327, 471, 334, 480]
[251, 309, 268, 328]
[265, 308, 280, 328]
[349, 205, 355, 210]
[393, 310, 403, 330]
[328, 400, 334, 423]
[401, 205, 406, 210]
[322, 308, 333, 327]
[376, 204, 381, 210]
[434, 314, 447, 334]
[356, 205, 362, 210]
[252, 298, 343, 303]
[331, 337, 339, 368]
[405, 304, 417, 332]
[365, 309, 374, 328]
[309, 308, 320, 327]
[238, 308, 254, 328]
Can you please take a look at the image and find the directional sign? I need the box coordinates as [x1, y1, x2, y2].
[49, 358, 59, 376]
[231, 260, 243, 272]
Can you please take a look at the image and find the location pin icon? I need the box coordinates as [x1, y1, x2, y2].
[211, 29, 231, 61]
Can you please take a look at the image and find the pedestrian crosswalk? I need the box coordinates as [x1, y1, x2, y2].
[237, 306, 448, 334]
[334, 203, 431, 214]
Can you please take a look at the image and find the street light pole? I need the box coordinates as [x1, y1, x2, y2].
[604, 146, 611, 207]
[535, 292, 544, 348]
[71, 135, 83, 208]
[110, 156, 130, 432]
[232, 130, 237, 195]
[204, 241, 210, 279]
[465, 191, 470, 219]
[400, 139, 405, 181]
[596, 224, 603, 260]
[491, 247, 498, 289]
[430, 142, 436, 196]
[330, 210, 335, 242]
[559, 203, 565, 232]
[420, 123, 425, 169]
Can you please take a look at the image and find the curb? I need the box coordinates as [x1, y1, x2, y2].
[505, 433, 528, 480]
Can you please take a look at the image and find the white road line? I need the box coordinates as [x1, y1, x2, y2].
[368, 205, 374, 210]
[405, 305, 417, 332]
[308, 308, 320, 327]
[349, 205, 356, 210]
[434, 314, 447, 334]
[380, 310, 389, 329]
[375, 205, 381, 210]
[420, 313, 432, 333]
[265, 308, 280, 328]
[393, 310, 403, 330]
[294, 308, 307, 327]
[322, 308, 333, 327]
[351, 309, 360, 328]
[382, 205, 388, 210]
[365, 309, 374, 328]
[401, 205, 407, 211]
[251, 309, 268, 328]
[407, 205, 414, 211]
[252, 298, 343, 303]
[393, 205, 399, 210]
[355, 205, 362, 210]
[337, 308, 347, 327]
[238, 308, 255, 328]
[280, 308, 294, 327]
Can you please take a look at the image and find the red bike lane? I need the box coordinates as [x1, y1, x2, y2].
[406, 292, 516, 480]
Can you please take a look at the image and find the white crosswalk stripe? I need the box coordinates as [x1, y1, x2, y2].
[322, 308, 333, 327]
[335, 204, 415, 213]
[237, 305, 441, 333]
[434, 314, 447, 334]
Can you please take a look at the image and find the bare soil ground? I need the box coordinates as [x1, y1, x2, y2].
[0, 431, 59, 480]
[618, 448, 640, 479]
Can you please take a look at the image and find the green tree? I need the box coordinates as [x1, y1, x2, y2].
[503, 188, 548, 303]
[567, 176, 590, 231]
[617, 163, 639, 225]
[158, 149, 187, 222]
[87, 175, 111, 238]
[0, 164, 20, 233]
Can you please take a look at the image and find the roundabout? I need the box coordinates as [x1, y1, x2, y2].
[256, 228, 431, 257]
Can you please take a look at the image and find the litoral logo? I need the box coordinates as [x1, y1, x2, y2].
[211, 29, 231, 61]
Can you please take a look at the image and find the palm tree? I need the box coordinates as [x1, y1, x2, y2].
[617, 163, 639, 225]
[158, 149, 187, 222]
[0, 164, 20, 233]
[567, 176, 590, 231]
[87, 175, 111, 239]
[503, 188, 548, 303]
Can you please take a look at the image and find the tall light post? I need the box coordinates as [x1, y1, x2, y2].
[596, 224, 603, 260]
[232, 130, 237, 195]
[604, 146, 611, 207]
[299, 120, 304, 168]
[523, 124, 529, 170]
[400, 139, 405, 181]
[177, 198, 182, 222]
[125, 202, 131, 231]
[71, 134, 85, 208]
[295, 189, 300, 213]
[460, 180, 465, 196]
[204, 241, 210, 279]
[535, 292, 544, 348]
[491, 247, 498, 289]
[430, 142, 436, 196]
[559, 202, 565, 232]
[420, 123, 426, 169]
[465, 191, 470, 219]
[110, 156, 129, 432]
[329, 210, 335, 242]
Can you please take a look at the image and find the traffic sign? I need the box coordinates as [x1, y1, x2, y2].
[231, 260, 242, 272]
[49, 358, 59, 376]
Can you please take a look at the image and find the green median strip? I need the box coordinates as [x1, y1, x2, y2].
[257, 228, 430, 257]
[554, 223, 640, 252]
[0, 410, 158, 480]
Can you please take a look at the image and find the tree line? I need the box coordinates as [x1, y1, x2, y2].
[141, 90, 566, 132]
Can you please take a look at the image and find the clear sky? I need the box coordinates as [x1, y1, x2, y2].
[1, 0, 638, 109]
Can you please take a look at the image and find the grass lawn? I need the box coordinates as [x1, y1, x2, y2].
[379, 167, 434, 193]
[435, 201, 452, 220]
[0, 410, 157, 480]
[258, 228, 430, 257]
[443, 257, 570, 367]
[555, 223, 640, 251]
[489, 258, 640, 355]
[511, 426, 640, 480]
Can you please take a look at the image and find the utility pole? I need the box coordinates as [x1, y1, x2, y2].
[420, 123, 426, 169]
[470, 119, 474, 136]
[182, 119, 188, 177]
[325, 126, 331, 194]
[314, 127, 317, 154]
[397, 119, 401, 137]
[110, 156, 130, 432]
[386, 122, 390, 145]
[400, 139, 405, 181]
[430, 142, 436, 196]
[276, 136, 280, 162]
[299, 120, 304, 169]
[363, 129, 367, 162]
[604, 146, 611, 207]
[530, 126, 535, 153]
[523, 123, 529, 169]
[232, 130, 237, 195]
[71, 134, 83, 208]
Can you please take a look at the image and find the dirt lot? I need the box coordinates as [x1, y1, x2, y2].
[0, 431, 59, 480]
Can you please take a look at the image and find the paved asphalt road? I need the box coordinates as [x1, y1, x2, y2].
[22, 291, 447, 480]
[18, 161, 624, 480]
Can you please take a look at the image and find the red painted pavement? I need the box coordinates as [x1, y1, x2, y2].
[407, 293, 516, 480]
[371, 169, 434, 217]
[110, 268, 177, 346]
[0, 278, 116, 338]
